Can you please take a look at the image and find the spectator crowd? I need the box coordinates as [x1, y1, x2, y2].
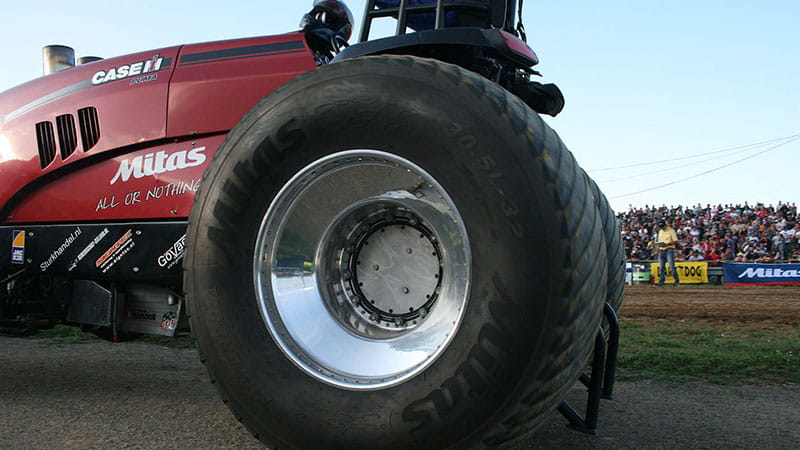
[617, 202, 800, 263]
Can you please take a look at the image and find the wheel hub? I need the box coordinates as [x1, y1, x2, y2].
[345, 216, 442, 330]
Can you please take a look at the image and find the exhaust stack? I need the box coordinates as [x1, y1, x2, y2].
[42, 45, 76, 75]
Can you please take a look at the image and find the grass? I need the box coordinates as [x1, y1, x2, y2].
[617, 321, 800, 384]
[31, 324, 195, 348]
[133, 333, 196, 349]
[32, 324, 96, 343]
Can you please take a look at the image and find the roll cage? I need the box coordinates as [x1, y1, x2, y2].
[336, 0, 564, 117]
[359, 0, 522, 41]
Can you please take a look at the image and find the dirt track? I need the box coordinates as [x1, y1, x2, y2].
[2, 285, 799, 449]
[620, 285, 800, 326]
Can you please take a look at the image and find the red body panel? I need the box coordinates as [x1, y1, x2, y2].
[0, 32, 316, 224]
[7, 136, 224, 222]
[168, 33, 317, 136]
[500, 30, 539, 65]
[0, 46, 179, 219]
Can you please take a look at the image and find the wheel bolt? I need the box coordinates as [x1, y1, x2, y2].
[370, 313, 379, 321]
[406, 248, 413, 254]
[342, 270, 352, 281]
[401, 287, 410, 294]
[373, 264, 380, 271]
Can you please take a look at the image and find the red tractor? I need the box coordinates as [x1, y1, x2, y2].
[1, 1, 624, 448]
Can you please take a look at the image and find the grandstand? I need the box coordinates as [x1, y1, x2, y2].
[618, 203, 799, 263]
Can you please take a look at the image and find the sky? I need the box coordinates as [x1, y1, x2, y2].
[1, 1, 798, 213]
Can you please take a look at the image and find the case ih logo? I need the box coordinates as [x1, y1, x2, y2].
[91, 55, 164, 85]
[110, 147, 206, 184]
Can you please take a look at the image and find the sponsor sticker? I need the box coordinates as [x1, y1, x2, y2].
[126, 309, 157, 322]
[11, 230, 25, 264]
[68, 228, 109, 272]
[95, 178, 201, 212]
[95, 229, 135, 274]
[110, 147, 206, 185]
[40, 227, 82, 271]
[160, 311, 177, 330]
[158, 234, 186, 269]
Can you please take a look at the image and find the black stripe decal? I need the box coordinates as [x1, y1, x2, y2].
[178, 49, 307, 67]
[179, 40, 305, 65]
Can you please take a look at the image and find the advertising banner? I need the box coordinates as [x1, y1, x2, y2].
[625, 262, 632, 285]
[723, 263, 800, 286]
[650, 261, 708, 284]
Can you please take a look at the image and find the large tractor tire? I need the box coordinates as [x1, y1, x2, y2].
[184, 55, 607, 449]
[587, 176, 625, 313]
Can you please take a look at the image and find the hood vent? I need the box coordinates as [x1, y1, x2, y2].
[78, 107, 100, 151]
[35, 121, 57, 168]
[56, 114, 77, 159]
[35, 107, 100, 169]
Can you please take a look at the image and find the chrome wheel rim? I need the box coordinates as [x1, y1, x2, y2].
[254, 150, 470, 390]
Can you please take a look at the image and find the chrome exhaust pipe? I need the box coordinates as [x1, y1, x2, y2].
[42, 45, 75, 75]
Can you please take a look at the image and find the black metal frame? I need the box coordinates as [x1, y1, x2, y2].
[359, 0, 517, 42]
[558, 302, 620, 434]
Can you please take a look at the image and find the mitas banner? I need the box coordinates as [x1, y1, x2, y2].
[723, 263, 800, 286]
[650, 261, 708, 284]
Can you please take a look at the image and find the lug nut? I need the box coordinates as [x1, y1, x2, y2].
[401, 287, 410, 294]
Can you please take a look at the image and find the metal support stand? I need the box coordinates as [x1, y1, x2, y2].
[558, 302, 620, 435]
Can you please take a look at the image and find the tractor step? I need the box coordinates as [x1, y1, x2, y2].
[559, 302, 620, 434]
